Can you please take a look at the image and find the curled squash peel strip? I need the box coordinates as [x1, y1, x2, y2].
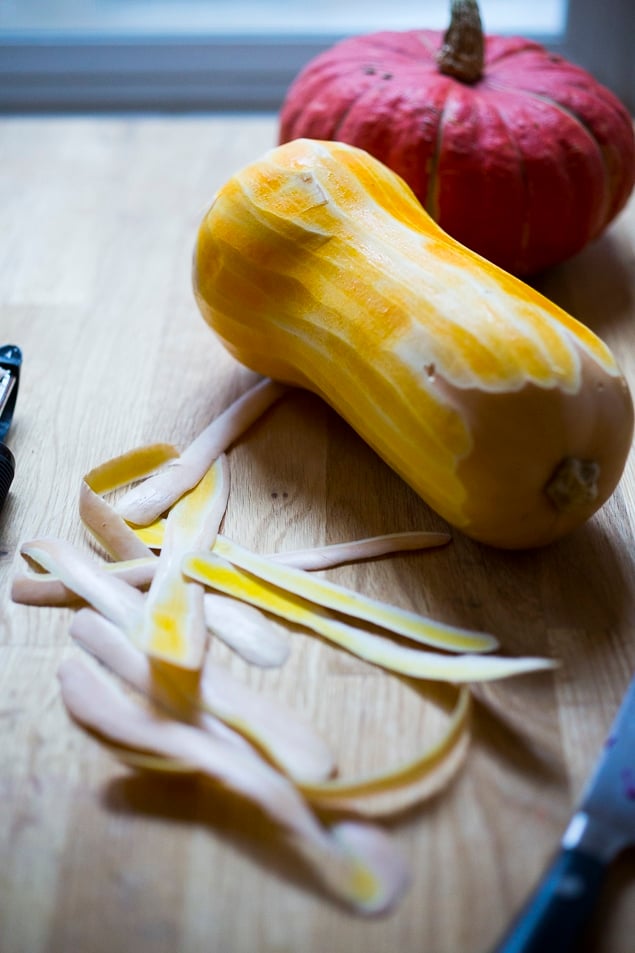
[58, 656, 410, 914]
[116, 377, 287, 527]
[10, 529, 449, 612]
[11, 556, 156, 607]
[13, 374, 558, 913]
[299, 685, 471, 816]
[80, 443, 178, 560]
[102, 689, 471, 819]
[70, 608, 334, 785]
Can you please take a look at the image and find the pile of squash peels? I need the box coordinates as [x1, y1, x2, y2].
[12, 377, 554, 914]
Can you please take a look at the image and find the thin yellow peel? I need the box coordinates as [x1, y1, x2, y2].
[182, 551, 555, 683]
[134, 456, 230, 669]
[300, 686, 471, 815]
[80, 443, 178, 560]
[211, 535, 497, 654]
[132, 524, 452, 566]
[85, 443, 180, 496]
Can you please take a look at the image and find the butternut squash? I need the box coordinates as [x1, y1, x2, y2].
[193, 139, 634, 549]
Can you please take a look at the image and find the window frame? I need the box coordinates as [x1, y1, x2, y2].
[0, 0, 631, 113]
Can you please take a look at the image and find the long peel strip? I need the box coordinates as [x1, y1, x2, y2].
[299, 686, 471, 815]
[132, 525, 452, 566]
[210, 535, 496, 654]
[58, 657, 410, 914]
[134, 456, 230, 669]
[94, 666, 470, 817]
[183, 552, 555, 683]
[11, 556, 157, 608]
[70, 609, 248, 748]
[10, 550, 286, 669]
[116, 378, 287, 527]
[269, 530, 452, 570]
[20, 537, 145, 634]
[203, 592, 291, 667]
[71, 608, 334, 784]
[86, 443, 180, 496]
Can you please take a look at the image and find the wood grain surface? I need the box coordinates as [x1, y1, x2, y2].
[1, 115, 634, 953]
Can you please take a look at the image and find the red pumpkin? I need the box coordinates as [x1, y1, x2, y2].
[278, 0, 635, 276]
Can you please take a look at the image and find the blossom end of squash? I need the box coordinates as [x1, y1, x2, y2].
[544, 456, 601, 513]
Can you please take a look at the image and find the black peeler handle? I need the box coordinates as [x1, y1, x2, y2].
[0, 344, 22, 515]
[0, 442, 15, 514]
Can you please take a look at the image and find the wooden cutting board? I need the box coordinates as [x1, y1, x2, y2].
[1, 115, 634, 953]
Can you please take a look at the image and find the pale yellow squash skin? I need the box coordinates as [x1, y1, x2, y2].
[193, 139, 633, 548]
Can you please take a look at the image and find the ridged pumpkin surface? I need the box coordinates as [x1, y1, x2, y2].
[193, 139, 633, 549]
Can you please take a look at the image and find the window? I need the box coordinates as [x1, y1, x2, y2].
[0, 1, 568, 36]
[0, 1, 631, 112]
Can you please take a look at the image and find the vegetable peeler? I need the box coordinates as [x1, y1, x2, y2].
[0, 345, 22, 515]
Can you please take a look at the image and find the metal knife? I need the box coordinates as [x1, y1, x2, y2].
[491, 672, 635, 953]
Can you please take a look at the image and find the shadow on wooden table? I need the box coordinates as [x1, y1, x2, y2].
[240, 386, 634, 654]
[477, 516, 634, 650]
[534, 228, 635, 339]
[100, 769, 383, 913]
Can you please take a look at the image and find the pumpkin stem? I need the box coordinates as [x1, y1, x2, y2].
[437, 0, 484, 84]
[544, 457, 600, 512]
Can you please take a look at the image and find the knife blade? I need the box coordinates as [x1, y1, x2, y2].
[491, 672, 635, 953]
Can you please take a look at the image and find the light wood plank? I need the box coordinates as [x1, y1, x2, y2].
[1, 115, 634, 953]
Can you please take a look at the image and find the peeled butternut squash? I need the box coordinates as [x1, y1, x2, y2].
[193, 139, 633, 549]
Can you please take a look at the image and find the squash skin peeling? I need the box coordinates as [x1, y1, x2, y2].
[13, 377, 561, 913]
[193, 139, 634, 548]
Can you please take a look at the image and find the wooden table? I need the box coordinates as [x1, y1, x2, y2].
[1, 115, 634, 953]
